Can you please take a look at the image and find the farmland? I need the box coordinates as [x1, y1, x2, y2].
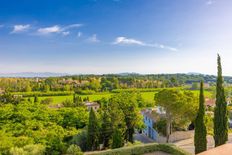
[26, 89, 213, 105]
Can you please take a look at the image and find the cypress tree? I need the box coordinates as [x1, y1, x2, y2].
[34, 96, 39, 103]
[87, 108, 99, 151]
[194, 81, 207, 154]
[111, 128, 124, 149]
[100, 108, 113, 148]
[214, 54, 228, 147]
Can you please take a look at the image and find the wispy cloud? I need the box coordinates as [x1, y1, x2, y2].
[37, 25, 60, 35]
[87, 34, 100, 42]
[11, 24, 30, 33]
[36, 23, 82, 35]
[62, 24, 82, 31]
[0, 25, 4, 28]
[113, 36, 178, 51]
[113, 37, 145, 45]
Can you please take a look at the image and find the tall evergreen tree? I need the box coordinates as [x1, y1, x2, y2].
[194, 81, 207, 154]
[87, 108, 99, 151]
[100, 108, 113, 148]
[214, 54, 228, 147]
[34, 96, 39, 103]
[111, 128, 124, 149]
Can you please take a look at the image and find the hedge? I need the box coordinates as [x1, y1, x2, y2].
[85, 143, 191, 155]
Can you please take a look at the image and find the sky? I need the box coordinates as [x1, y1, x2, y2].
[1, 0, 232, 75]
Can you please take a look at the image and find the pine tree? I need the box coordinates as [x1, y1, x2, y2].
[214, 54, 228, 147]
[194, 81, 207, 153]
[87, 108, 99, 151]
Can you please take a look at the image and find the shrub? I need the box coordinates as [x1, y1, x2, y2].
[66, 145, 83, 155]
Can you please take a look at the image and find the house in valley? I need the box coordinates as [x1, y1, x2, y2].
[85, 102, 100, 111]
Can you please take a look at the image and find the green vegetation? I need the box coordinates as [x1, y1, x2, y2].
[87, 108, 99, 151]
[85, 143, 190, 155]
[0, 68, 231, 154]
[214, 54, 228, 147]
[194, 81, 207, 154]
[0, 101, 88, 154]
[155, 89, 198, 142]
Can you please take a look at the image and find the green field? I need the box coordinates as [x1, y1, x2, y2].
[28, 89, 212, 105]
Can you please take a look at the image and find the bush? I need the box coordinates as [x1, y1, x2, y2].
[66, 145, 83, 155]
[85, 143, 190, 155]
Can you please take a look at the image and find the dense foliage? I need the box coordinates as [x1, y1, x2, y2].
[0, 100, 88, 154]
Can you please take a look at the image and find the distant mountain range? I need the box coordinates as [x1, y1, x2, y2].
[0, 72, 69, 77]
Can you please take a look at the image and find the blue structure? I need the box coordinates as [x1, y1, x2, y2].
[141, 109, 159, 141]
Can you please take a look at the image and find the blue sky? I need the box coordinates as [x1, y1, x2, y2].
[1, 0, 232, 75]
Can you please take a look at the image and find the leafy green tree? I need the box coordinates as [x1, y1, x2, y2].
[110, 92, 143, 143]
[214, 54, 228, 147]
[194, 81, 207, 154]
[87, 108, 99, 151]
[155, 89, 198, 142]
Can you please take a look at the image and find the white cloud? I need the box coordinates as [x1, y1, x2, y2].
[36, 23, 82, 35]
[0, 25, 4, 28]
[11, 24, 30, 33]
[113, 37, 145, 45]
[87, 34, 100, 42]
[113, 36, 178, 51]
[62, 31, 70, 36]
[37, 25, 61, 35]
[62, 24, 82, 31]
